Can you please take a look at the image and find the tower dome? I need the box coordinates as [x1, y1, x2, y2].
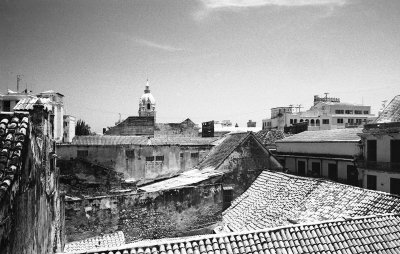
[138, 79, 156, 118]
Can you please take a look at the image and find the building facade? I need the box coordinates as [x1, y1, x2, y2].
[262, 94, 373, 131]
[357, 95, 400, 194]
[276, 128, 362, 186]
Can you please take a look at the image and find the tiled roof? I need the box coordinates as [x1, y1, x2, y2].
[375, 95, 400, 123]
[13, 96, 53, 111]
[62, 213, 400, 254]
[0, 113, 30, 201]
[69, 135, 218, 146]
[64, 231, 125, 253]
[276, 128, 362, 143]
[223, 171, 400, 232]
[196, 132, 250, 170]
[256, 129, 286, 146]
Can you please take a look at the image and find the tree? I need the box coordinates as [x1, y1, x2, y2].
[75, 119, 92, 136]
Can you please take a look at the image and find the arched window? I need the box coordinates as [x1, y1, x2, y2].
[300, 119, 304, 122]
[147, 103, 151, 110]
[305, 119, 309, 122]
[316, 119, 320, 126]
[310, 119, 315, 126]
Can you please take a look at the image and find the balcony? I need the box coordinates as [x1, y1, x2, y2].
[357, 160, 400, 172]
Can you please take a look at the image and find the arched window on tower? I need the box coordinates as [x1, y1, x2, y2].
[147, 103, 151, 110]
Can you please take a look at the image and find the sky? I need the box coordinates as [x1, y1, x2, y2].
[1, 0, 399, 133]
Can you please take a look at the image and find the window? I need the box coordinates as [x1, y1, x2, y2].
[348, 119, 354, 124]
[328, 163, 338, 181]
[367, 140, 377, 161]
[3, 101, 10, 112]
[310, 119, 315, 126]
[191, 153, 199, 159]
[297, 161, 306, 176]
[337, 118, 343, 124]
[311, 162, 321, 177]
[367, 175, 377, 190]
[356, 119, 362, 124]
[391, 140, 400, 163]
[363, 111, 369, 114]
[125, 149, 135, 158]
[322, 119, 329, 124]
[77, 150, 88, 158]
[147, 103, 151, 110]
[390, 178, 400, 195]
[146, 156, 154, 161]
[155, 155, 164, 161]
[347, 165, 358, 186]
[355, 110, 362, 114]
[223, 186, 233, 210]
[316, 119, 320, 126]
[180, 153, 184, 159]
[335, 110, 344, 114]
[294, 119, 297, 124]
[345, 110, 353, 114]
[300, 119, 304, 123]
[290, 119, 294, 124]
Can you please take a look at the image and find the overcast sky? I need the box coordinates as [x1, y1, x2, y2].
[1, 0, 399, 132]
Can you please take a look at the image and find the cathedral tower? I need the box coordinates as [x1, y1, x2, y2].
[138, 79, 156, 119]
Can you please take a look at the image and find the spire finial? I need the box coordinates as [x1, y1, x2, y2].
[144, 78, 150, 93]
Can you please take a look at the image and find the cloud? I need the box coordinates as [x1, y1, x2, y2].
[134, 38, 185, 52]
[194, 0, 347, 20]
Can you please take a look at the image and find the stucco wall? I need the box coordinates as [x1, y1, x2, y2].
[57, 144, 212, 182]
[65, 184, 223, 243]
[361, 169, 400, 193]
[283, 157, 357, 182]
[364, 133, 400, 162]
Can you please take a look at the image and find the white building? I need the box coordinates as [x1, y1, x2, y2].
[276, 128, 362, 186]
[0, 88, 75, 143]
[63, 115, 76, 143]
[262, 95, 373, 131]
[357, 95, 400, 195]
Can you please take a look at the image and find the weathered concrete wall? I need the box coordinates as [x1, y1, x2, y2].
[58, 159, 125, 197]
[57, 145, 212, 182]
[155, 121, 199, 137]
[218, 137, 282, 199]
[105, 116, 155, 136]
[65, 184, 223, 243]
[277, 142, 361, 157]
[0, 109, 63, 254]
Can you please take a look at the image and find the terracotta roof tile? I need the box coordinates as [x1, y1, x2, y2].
[69, 135, 218, 146]
[0, 113, 30, 201]
[222, 171, 400, 232]
[61, 214, 400, 254]
[375, 95, 400, 123]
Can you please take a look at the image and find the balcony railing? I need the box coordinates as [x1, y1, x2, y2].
[357, 160, 400, 172]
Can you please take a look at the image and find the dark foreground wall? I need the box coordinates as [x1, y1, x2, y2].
[65, 184, 223, 243]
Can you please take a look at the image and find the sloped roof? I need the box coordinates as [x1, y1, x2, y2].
[62, 213, 400, 254]
[256, 129, 286, 146]
[138, 169, 223, 192]
[69, 135, 218, 146]
[63, 231, 125, 253]
[195, 132, 250, 170]
[375, 95, 400, 123]
[0, 113, 30, 201]
[276, 128, 362, 143]
[13, 97, 53, 111]
[223, 171, 400, 232]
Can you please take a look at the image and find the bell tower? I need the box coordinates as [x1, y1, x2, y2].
[138, 79, 156, 118]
